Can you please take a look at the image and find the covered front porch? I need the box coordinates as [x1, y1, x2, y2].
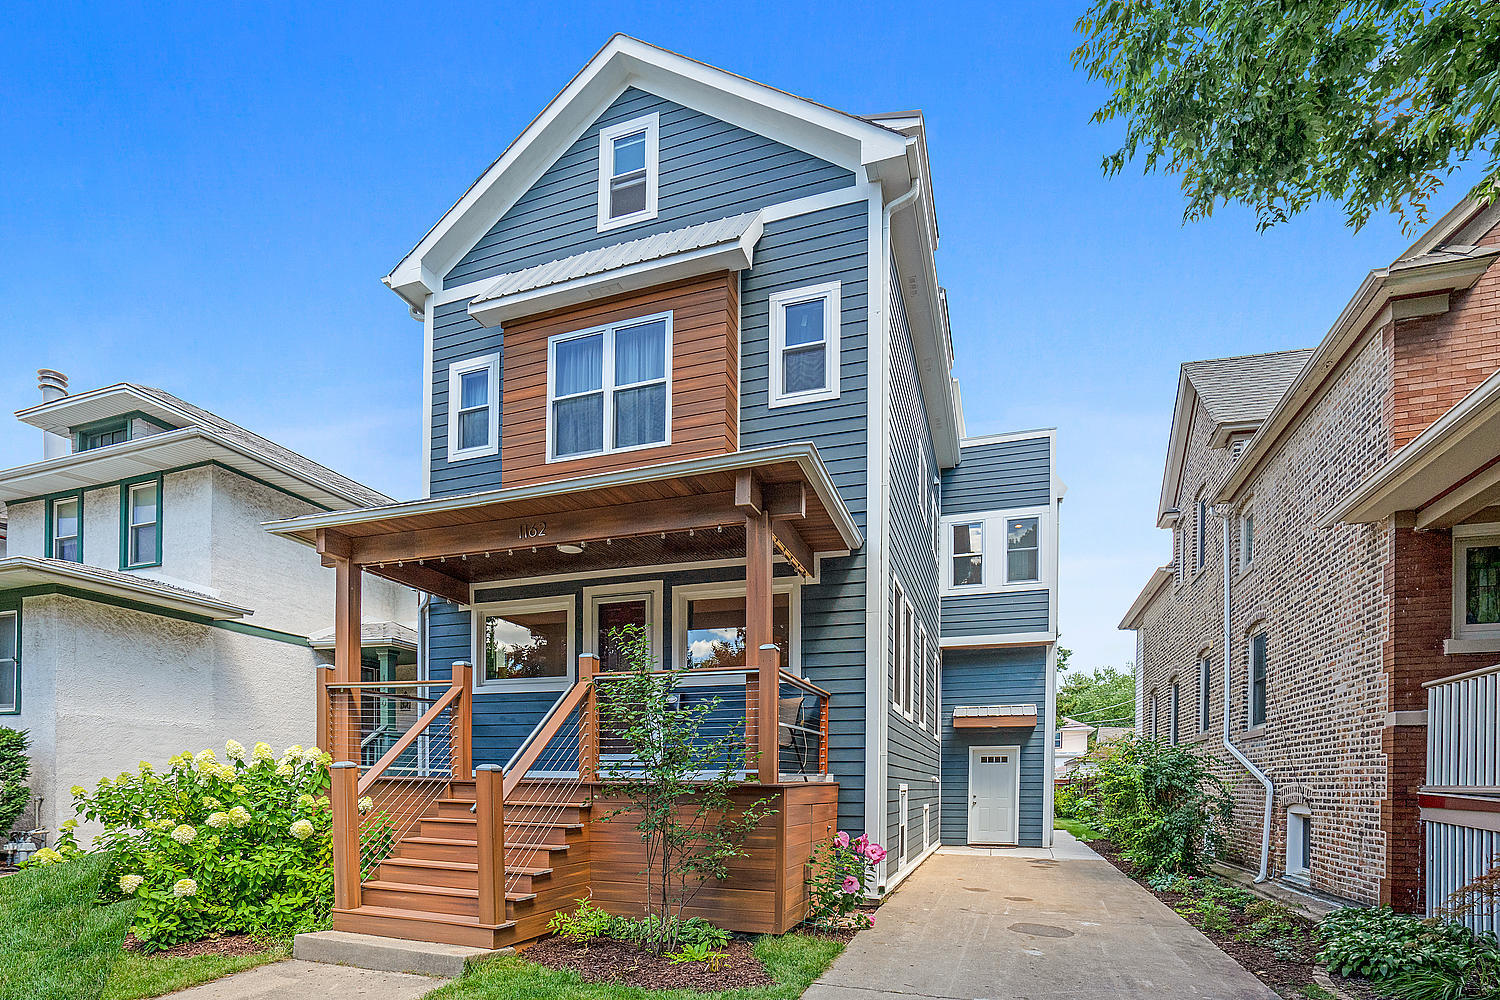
[267, 444, 860, 947]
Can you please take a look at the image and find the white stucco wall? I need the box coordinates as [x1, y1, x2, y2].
[7, 499, 43, 557]
[17, 593, 319, 839]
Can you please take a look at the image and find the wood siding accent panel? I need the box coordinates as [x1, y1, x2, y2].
[498, 274, 738, 488]
[587, 783, 837, 934]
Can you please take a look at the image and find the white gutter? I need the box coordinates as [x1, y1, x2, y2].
[1220, 510, 1272, 881]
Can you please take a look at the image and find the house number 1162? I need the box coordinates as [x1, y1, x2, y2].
[516, 521, 547, 540]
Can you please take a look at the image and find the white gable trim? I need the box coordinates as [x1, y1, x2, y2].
[384, 35, 909, 309]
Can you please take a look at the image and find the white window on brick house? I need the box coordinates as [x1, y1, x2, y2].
[1197, 655, 1213, 734]
[1452, 525, 1500, 643]
[1248, 632, 1268, 728]
[1149, 690, 1159, 739]
[1239, 509, 1255, 569]
[1286, 806, 1312, 881]
[1195, 497, 1208, 571]
[1169, 680, 1180, 745]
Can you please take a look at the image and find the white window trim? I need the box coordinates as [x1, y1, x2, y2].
[940, 506, 1054, 595]
[1285, 805, 1312, 879]
[447, 354, 501, 462]
[1168, 679, 1180, 745]
[898, 783, 910, 864]
[911, 616, 924, 727]
[891, 579, 906, 711]
[472, 594, 576, 693]
[1452, 523, 1500, 642]
[583, 581, 664, 669]
[671, 578, 801, 680]
[546, 312, 673, 463]
[901, 596, 915, 719]
[768, 281, 841, 408]
[1238, 505, 1255, 571]
[51, 495, 81, 561]
[596, 113, 659, 232]
[1194, 497, 1208, 572]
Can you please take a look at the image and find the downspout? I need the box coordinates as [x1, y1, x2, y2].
[1221, 510, 1272, 881]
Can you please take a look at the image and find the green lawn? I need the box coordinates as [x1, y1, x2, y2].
[0, 854, 286, 1000]
[1054, 818, 1102, 841]
[424, 932, 845, 1000]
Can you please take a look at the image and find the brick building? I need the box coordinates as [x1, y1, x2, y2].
[1121, 198, 1500, 911]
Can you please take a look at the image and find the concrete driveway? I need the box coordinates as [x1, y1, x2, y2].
[804, 835, 1276, 1000]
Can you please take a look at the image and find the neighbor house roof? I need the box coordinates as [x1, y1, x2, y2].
[7, 383, 392, 509]
[1119, 566, 1174, 630]
[1182, 350, 1314, 427]
[309, 621, 418, 651]
[0, 555, 251, 620]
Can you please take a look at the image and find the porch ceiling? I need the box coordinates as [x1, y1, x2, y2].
[264, 443, 861, 602]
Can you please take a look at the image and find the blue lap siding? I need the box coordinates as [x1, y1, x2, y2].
[940, 646, 1049, 847]
[940, 436, 1052, 515]
[940, 590, 1050, 636]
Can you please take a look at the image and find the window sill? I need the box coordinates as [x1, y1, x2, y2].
[448, 446, 500, 463]
[1243, 724, 1267, 739]
[1443, 637, 1500, 655]
[768, 388, 840, 410]
[1185, 730, 1215, 746]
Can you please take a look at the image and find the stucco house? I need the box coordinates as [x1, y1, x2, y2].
[1120, 197, 1500, 926]
[0, 371, 416, 838]
[262, 36, 1063, 948]
[1054, 716, 1093, 778]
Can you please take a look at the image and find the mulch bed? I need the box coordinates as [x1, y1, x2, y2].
[122, 932, 266, 959]
[1091, 839, 1373, 999]
[524, 936, 775, 991]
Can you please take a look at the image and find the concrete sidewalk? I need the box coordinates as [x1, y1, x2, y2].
[156, 960, 436, 1000]
[804, 834, 1277, 1000]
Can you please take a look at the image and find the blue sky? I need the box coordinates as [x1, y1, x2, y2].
[0, 2, 1479, 675]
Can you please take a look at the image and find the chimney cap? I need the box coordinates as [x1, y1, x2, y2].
[37, 369, 68, 393]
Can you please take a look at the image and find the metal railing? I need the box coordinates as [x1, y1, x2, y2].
[1423, 663, 1500, 932]
[1426, 663, 1500, 792]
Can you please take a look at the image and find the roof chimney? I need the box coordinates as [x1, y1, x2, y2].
[38, 369, 69, 460]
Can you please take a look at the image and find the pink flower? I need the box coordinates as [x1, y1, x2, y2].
[865, 843, 888, 864]
[841, 875, 860, 894]
[866, 912, 875, 924]
[834, 831, 850, 848]
[852, 833, 869, 853]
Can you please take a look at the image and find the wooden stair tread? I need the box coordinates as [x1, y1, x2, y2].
[363, 879, 541, 902]
[335, 904, 514, 930]
[379, 855, 564, 873]
[397, 836, 568, 851]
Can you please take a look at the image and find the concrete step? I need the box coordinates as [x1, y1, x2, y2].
[296, 927, 511, 976]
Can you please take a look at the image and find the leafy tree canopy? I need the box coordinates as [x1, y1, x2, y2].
[1074, 0, 1500, 232]
[1057, 665, 1136, 729]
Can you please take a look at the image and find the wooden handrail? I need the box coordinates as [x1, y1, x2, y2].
[593, 665, 753, 679]
[502, 679, 592, 800]
[778, 670, 832, 699]
[325, 680, 445, 691]
[357, 683, 463, 796]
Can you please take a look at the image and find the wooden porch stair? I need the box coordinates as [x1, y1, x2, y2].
[333, 779, 592, 949]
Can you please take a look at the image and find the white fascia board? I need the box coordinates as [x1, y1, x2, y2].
[384, 35, 908, 309]
[0, 556, 251, 620]
[1156, 371, 1197, 527]
[890, 191, 960, 468]
[15, 384, 194, 436]
[1119, 567, 1173, 630]
[939, 631, 1056, 649]
[467, 227, 759, 327]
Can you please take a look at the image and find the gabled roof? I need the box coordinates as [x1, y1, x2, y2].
[1119, 566, 1173, 630]
[384, 35, 911, 308]
[9, 383, 392, 509]
[1156, 350, 1311, 525]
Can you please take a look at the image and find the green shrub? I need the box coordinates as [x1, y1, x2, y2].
[34, 741, 333, 950]
[1241, 898, 1303, 944]
[1316, 907, 1499, 983]
[545, 897, 731, 951]
[547, 897, 618, 943]
[1067, 733, 1233, 876]
[0, 727, 31, 837]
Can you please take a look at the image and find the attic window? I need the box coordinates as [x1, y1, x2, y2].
[597, 114, 659, 231]
[76, 418, 129, 452]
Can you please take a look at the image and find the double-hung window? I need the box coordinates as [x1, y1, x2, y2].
[1169, 680, 1180, 744]
[122, 478, 162, 569]
[597, 113, 659, 230]
[1198, 655, 1212, 733]
[49, 495, 82, 562]
[1248, 632, 1268, 728]
[1240, 510, 1255, 568]
[1195, 498, 1208, 571]
[0, 610, 16, 714]
[1006, 517, 1040, 583]
[549, 314, 670, 460]
[447, 354, 500, 461]
[768, 282, 841, 407]
[951, 522, 983, 587]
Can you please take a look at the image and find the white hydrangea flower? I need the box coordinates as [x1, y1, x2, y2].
[357, 796, 373, 814]
[275, 762, 293, 778]
[228, 806, 251, 828]
[206, 812, 230, 829]
[203, 796, 221, 810]
[30, 847, 63, 865]
[70, 785, 87, 798]
[231, 784, 248, 796]
[170, 824, 197, 844]
[289, 819, 314, 841]
[119, 874, 144, 894]
[172, 878, 198, 898]
[251, 742, 274, 762]
[60, 819, 78, 831]
[296, 793, 316, 809]
[225, 739, 246, 760]
[195, 749, 217, 768]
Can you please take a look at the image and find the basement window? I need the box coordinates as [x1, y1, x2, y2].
[1286, 806, 1312, 881]
[597, 113, 659, 231]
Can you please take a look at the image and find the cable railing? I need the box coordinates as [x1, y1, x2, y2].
[499, 677, 593, 896]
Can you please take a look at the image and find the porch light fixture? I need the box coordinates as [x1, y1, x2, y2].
[556, 543, 585, 555]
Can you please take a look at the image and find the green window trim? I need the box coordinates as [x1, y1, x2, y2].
[70, 411, 175, 453]
[44, 491, 85, 563]
[0, 602, 19, 716]
[120, 474, 164, 570]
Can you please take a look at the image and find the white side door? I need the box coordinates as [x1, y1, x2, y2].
[968, 746, 1020, 845]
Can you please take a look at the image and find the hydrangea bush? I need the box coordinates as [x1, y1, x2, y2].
[36, 740, 334, 950]
[805, 830, 885, 930]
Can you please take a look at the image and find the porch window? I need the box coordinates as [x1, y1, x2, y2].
[769, 282, 841, 407]
[475, 597, 575, 691]
[951, 522, 983, 587]
[1248, 632, 1268, 728]
[597, 113, 659, 231]
[447, 354, 500, 461]
[1006, 516, 1040, 583]
[122, 478, 162, 569]
[549, 314, 670, 461]
[682, 591, 790, 670]
[0, 610, 16, 714]
[49, 495, 82, 562]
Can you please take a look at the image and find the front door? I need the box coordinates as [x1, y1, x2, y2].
[968, 746, 1020, 845]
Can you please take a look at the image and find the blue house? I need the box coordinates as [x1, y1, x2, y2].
[270, 37, 1061, 948]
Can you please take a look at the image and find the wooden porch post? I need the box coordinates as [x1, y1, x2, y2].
[578, 654, 599, 782]
[330, 761, 361, 910]
[333, 558, 363, 765]
[451, 661, 473, 779]
[475, 764, 506, 926]
[746, 507, 778, 783]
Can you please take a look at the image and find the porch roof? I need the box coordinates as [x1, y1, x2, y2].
[952, 704, 1039, 729]
[264, 443, 862, 603]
